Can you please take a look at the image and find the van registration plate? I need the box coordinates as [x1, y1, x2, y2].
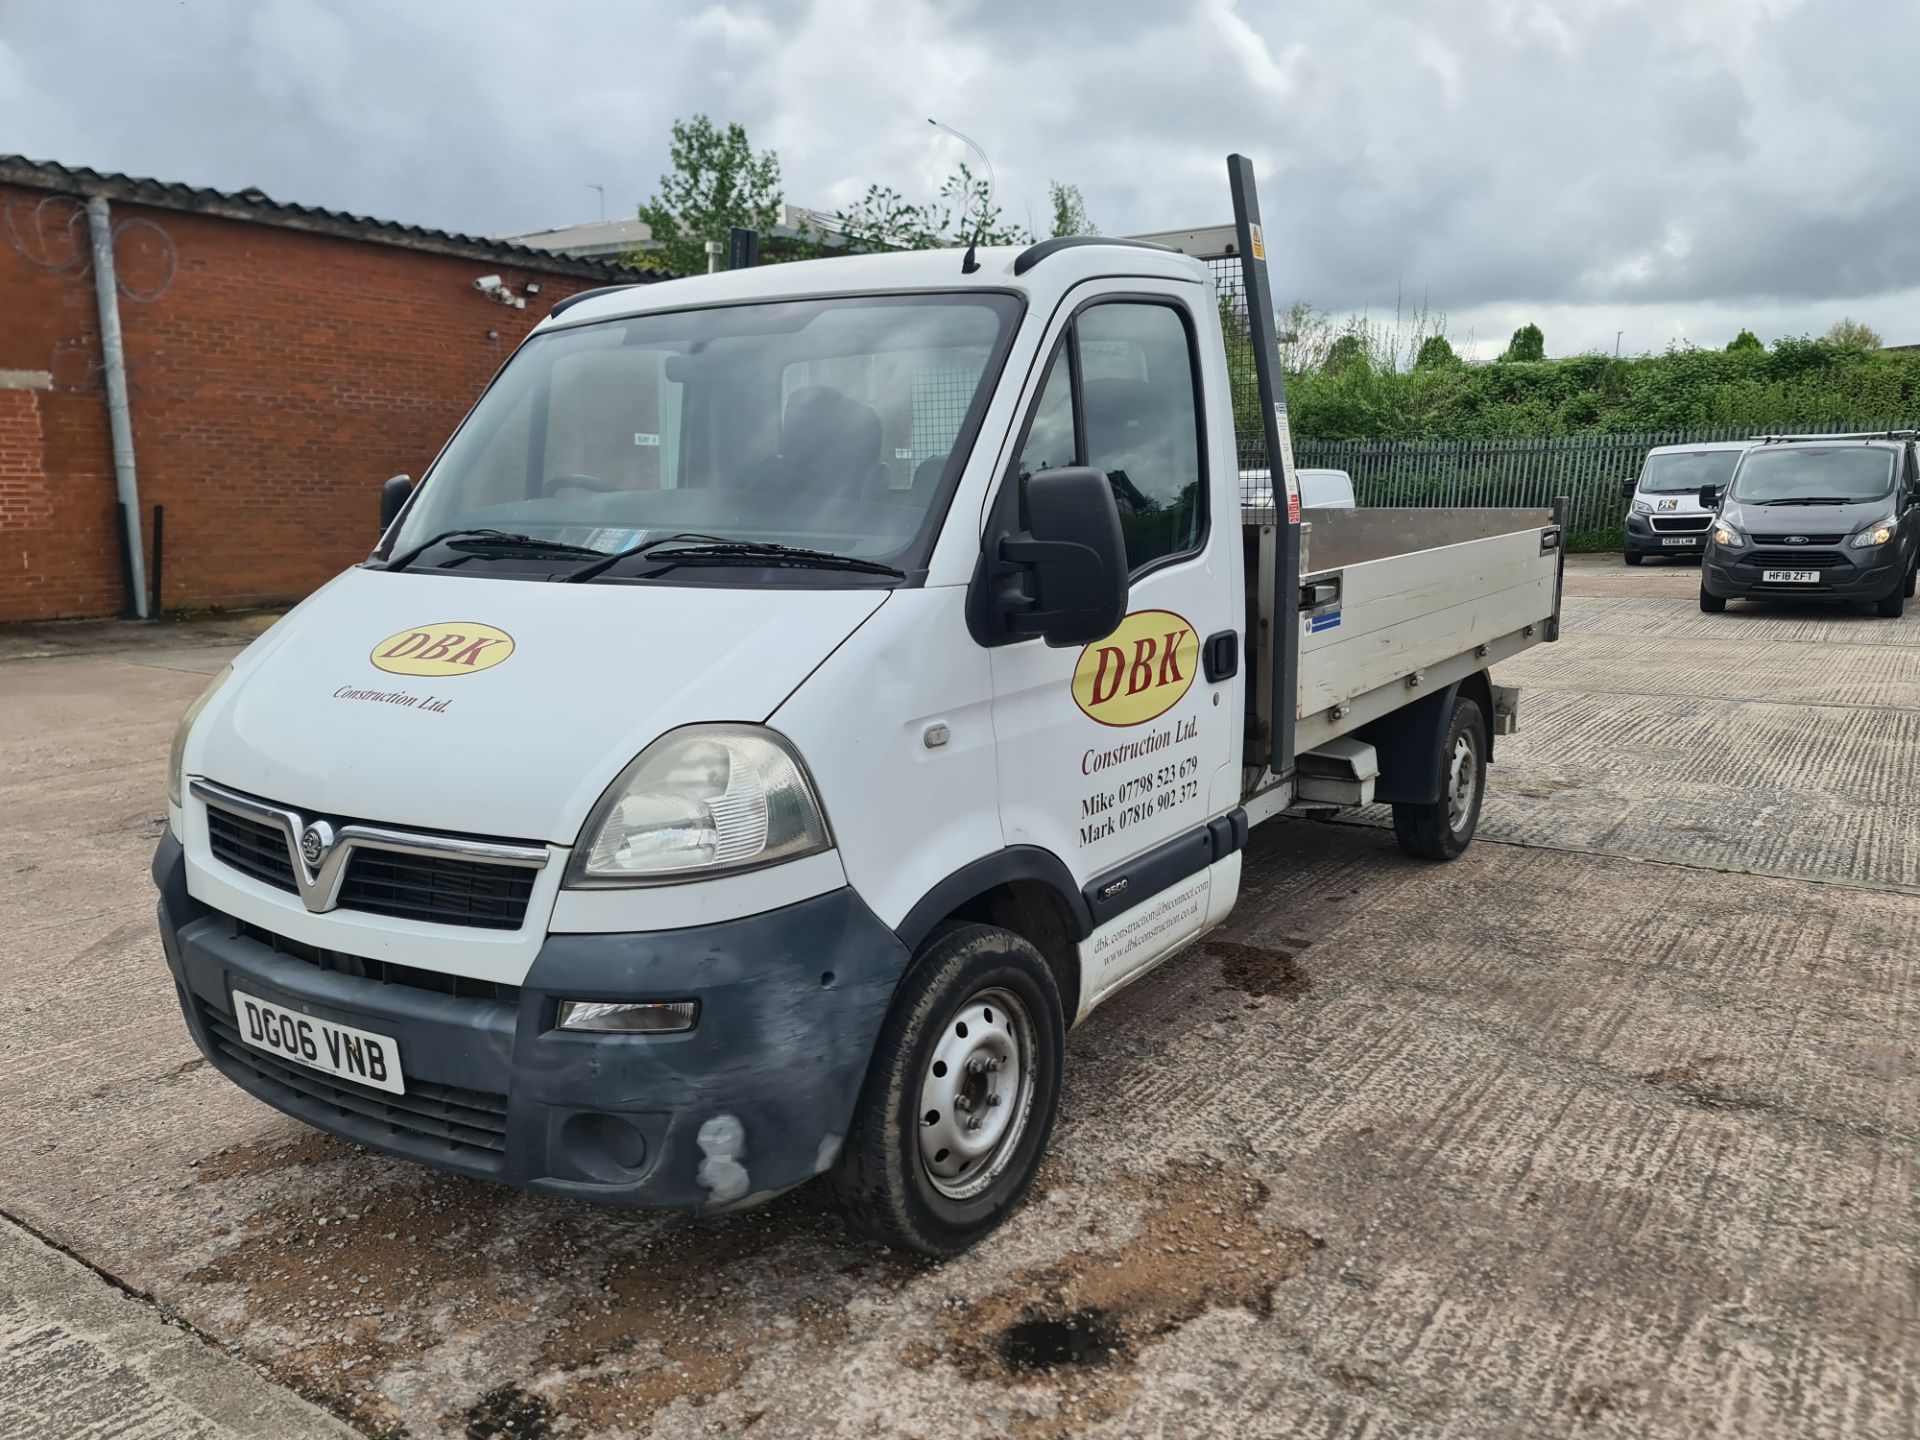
[1762, 569, 1820, 584]
[231, 989, 405, 1094]
[1660, 537, 1697, 546]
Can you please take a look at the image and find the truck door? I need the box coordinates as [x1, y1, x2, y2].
[987, 283, 1239, 1007]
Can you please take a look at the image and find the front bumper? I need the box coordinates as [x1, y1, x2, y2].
[1623, 513, 1708, 557]
[1701, 544, 1901, 601]
[154, 832, 910, 1211]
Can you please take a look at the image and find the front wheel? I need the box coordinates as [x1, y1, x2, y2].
[1700, 586, 1727, 613]
[1876, 585, 1906, 618]
[1624, 551, 1644, 567]
[1903, 561, 1915, 599]
[1392, 696, 1487, 861]
[831, 924, 1065, 1255]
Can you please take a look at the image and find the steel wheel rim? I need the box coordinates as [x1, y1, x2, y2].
[1446, 729, 1480, 833]
[916, 987, 1037, 1201]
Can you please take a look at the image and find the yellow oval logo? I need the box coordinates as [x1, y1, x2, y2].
[1071, 609, 1200, 727]
[370, 622, 515, 677]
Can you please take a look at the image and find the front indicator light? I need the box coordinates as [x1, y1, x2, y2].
[1851, 523, 1896, 549]
[557, 1000, 698, 1033]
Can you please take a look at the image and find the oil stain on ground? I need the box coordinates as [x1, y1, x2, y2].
[1207, 939, 1313, 1000]
[926, 1160, 1319, 1433]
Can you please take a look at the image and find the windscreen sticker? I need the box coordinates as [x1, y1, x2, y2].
[370, 622, 515, 677]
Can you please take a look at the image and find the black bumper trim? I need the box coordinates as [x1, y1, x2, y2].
[156, 833, 911, 1211]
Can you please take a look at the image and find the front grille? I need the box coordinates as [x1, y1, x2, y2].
[1751, 532, 1844, 545]
[337, 851, 535, 931]
[202, 1003, 508, 1161]
[236, 919, 520, 1004]
[1650, 514, 1713, 532]
[207, 807, 298, 893]
[1742, 549, 1847, 570]
[200, 789, 540, 931]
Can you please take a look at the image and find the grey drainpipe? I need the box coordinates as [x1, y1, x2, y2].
[86, 196, 148, 618]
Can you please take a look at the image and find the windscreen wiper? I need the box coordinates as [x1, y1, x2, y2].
[383, 528, 608, 572]
[1752, 497, 1859, 506]
[564, 534, 904, 582]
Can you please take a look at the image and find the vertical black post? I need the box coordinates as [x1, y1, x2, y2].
[728, 226, 760, 270]
[150, 504, 165, 617]
[1228, 154, 1301, 781]
[113, 502, 137, 619]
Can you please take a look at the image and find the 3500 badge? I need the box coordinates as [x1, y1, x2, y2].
[1071, 610, 1198, 726]
[370, 622, 515, 676]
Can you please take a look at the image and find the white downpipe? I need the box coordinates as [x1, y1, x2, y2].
[86, 196, 148, 618]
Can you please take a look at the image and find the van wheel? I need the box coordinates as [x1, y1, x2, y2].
[1904, 562, 1915, 598]
[1876, 585, 1906, 618]
[1699, 587, 1726, 613]
[1624, 551, 1643, 567]
[831, 925, 1065, 1256]
[1392, 696, 1487, 861]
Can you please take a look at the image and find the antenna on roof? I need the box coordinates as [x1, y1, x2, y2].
[928, 117, 990, 275]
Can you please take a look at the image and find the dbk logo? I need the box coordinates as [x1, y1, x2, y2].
[1071, 609, 1199, 727]
[370, 621, 515, 677]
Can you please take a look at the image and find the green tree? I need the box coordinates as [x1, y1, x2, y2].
[1825, 316, 1883, 350]
[635, 115, 784, 275]
[1323, 333, 1368, 374]
[1501, 323, 1546, 362]
[1414, 334, 1458, 369]
[834, 163, 1028, 252]
[1725, 329, 1765, 354]
[1048, 181, 1095, 238]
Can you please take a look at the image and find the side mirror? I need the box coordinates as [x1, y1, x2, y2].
[1000, 467, 1129, 647]
[379, 474, 413, 535]
[1619, 477, 1636, 499]
[1698, 484, 1724, 510]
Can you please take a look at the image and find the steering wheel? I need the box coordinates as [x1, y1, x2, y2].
[546, 473, 619, 495]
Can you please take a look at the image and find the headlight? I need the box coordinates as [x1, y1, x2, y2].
[1851, 521, 1896, 549]
[1712, 522, 1744, 547]
[168, 665, 233, 807]
[1630, 499, 1654, 515]
[566, 724, 830, 885]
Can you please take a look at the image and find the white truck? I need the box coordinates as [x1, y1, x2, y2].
[155, 158, 1565, 1254]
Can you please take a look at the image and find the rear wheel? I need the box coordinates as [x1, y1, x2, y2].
[1392, 696, 1487, 861]
[1699, 586, 1726, 613]
[831, 924, 1065, 1255]
[1624, 551, 1643, 567]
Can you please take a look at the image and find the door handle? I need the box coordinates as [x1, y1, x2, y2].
[1202, 629, 1239, 682]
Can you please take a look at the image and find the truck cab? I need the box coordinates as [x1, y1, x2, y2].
[155, 183, 1562, 1254]
[1699, 433, 1920, 616]
[1620, 441, 1748, 564]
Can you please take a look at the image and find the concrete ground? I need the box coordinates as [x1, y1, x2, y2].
[1, 557, 1915, 1439]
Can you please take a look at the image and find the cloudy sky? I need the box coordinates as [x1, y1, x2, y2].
[6, 0, 1919, 357]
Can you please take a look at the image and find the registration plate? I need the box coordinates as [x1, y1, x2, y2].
[1660, 537, 1698, 546]
[231, 989, 405, 1094]
[1762, 569, 1820, 584]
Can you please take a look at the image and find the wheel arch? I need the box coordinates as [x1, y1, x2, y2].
[893, 847, 1090, 1022]
[1359, 671, 1494, 807]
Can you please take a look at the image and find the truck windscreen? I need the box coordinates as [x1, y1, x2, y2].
[1639, 450, 1740, 493]
[1728, 446, 1896, 504]
[386, 292, 1022, 575]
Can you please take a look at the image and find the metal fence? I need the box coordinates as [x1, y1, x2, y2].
[1294, 421, 1920, 545]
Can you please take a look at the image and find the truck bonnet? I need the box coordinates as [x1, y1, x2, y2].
[188, 566, 886, 845]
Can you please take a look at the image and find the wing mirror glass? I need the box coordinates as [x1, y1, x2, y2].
[379, 474, 414, 535]
[999, 467, 1129, 647]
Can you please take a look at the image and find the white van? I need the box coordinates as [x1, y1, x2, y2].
[156, 167, 1563, 1254]
[1621, 441, 1750, 564]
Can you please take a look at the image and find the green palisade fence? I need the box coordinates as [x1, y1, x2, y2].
[1294, 422, 1919, 550]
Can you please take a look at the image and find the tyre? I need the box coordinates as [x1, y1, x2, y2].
[1624, 551, 1643, 567]
[1876, 585, 1905, 618]
[1903, 562, 1915, 599]
[831, 924, 1065, 1256]
[1392, 696, 1487, 862]
[1699, 586, 1726, 613]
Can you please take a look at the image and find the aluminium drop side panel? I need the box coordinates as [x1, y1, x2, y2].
[1295, 526, 1558, 720]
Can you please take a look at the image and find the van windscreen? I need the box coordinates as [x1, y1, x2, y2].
[1639, 450, 1741, 493]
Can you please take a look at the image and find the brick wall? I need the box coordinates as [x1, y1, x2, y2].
[0, 181, 620, 622]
